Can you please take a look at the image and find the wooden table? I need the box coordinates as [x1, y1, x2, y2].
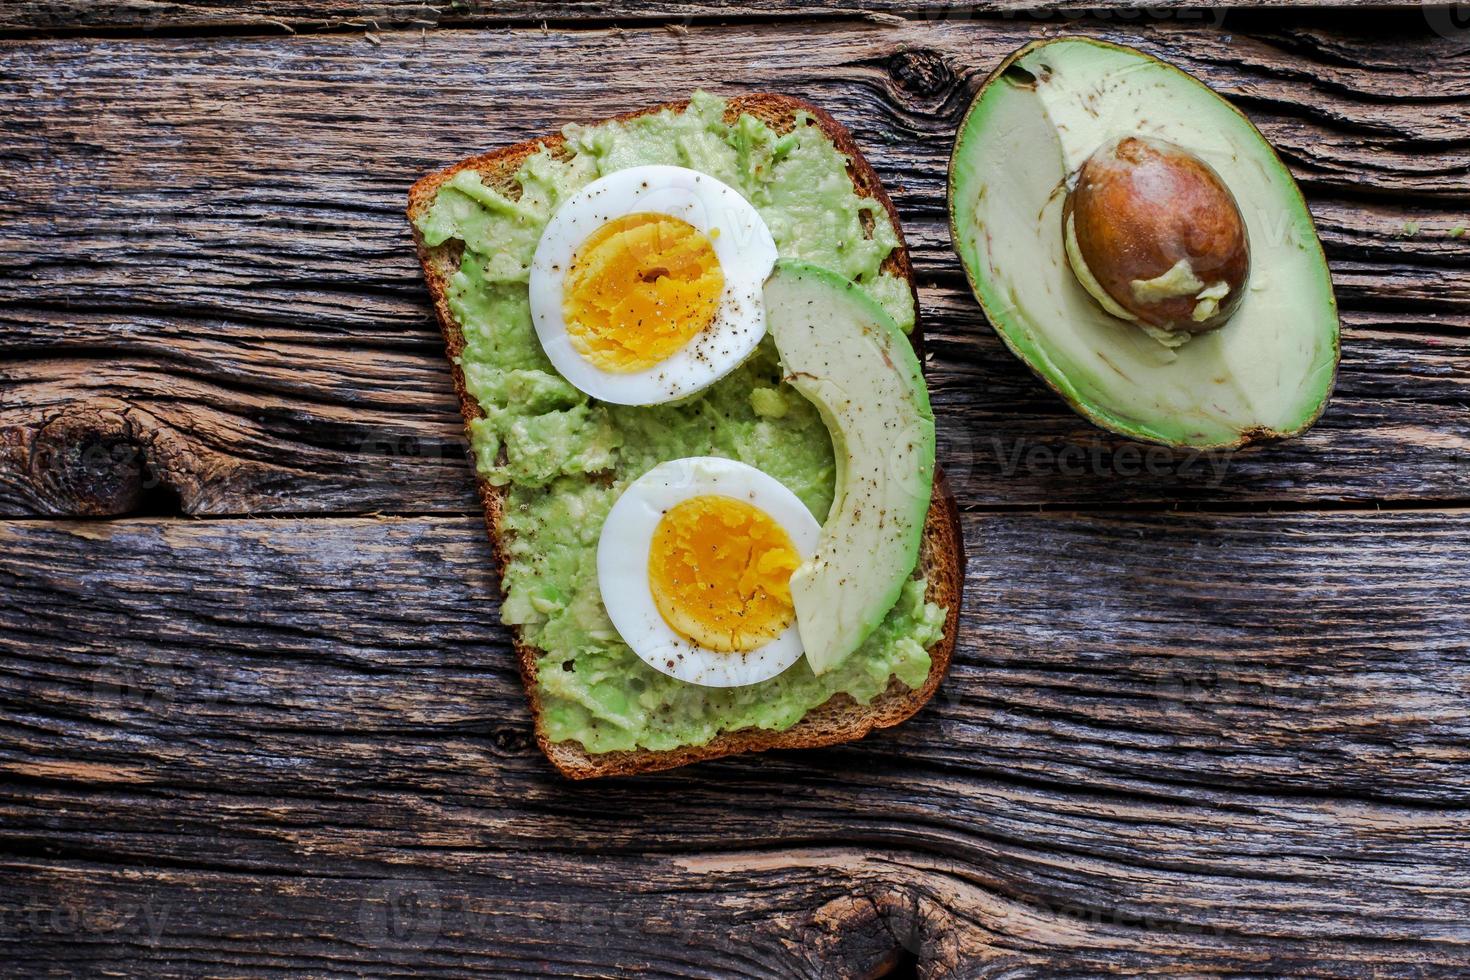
[3, 3, 1467, 975]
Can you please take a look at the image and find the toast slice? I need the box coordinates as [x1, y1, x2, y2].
[407, 94, 965, 779]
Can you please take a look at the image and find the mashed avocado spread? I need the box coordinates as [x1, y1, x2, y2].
[416, 92, 946, 753]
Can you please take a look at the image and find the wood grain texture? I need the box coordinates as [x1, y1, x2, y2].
[5, 8, 1470, 977]
[2, 15, 1469, 516]
[0, 1, 1436, 35]
[2, 510, 1468, 975]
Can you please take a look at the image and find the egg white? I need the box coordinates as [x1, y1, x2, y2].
[528, 165, 779, 406]
[596, 456, 820, 688]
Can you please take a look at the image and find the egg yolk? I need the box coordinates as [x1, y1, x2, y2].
[648, 495, 801, 654]
[563, 213, 725, 373]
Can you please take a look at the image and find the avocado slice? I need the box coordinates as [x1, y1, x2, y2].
[764, 261, 936, 676]
[949, 37, 1340, 449]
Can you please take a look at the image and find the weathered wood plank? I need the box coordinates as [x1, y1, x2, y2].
[6, 298, 1468, 517]
[1, 18, 1467, 518]
[3, 857, 1465, 977]
[0, 2, 1437, 35]
[1, 510, 1467, 974]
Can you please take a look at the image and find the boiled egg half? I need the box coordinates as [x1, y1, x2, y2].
[529, 165, 779, 405]
[597, 457, 820, 687]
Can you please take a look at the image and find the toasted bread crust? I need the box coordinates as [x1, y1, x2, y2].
[407, 94, 964, 779]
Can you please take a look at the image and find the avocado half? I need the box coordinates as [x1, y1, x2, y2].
[948, 37, 1340, 449]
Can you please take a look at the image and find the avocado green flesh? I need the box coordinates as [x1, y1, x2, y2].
[415, 92, 945, 754]
[950, 38, 1339, 448]
[765, 261, 936, 676]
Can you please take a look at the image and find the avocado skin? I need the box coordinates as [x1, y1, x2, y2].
[948, 37, 1340, 451]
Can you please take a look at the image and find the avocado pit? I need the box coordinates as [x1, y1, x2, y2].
[1063, 136, 1250, 343]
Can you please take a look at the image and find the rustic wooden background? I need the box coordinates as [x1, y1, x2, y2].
[3, 2, 1468, 976]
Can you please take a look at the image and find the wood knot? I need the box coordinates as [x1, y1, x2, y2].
[489, 727, 536, 754]
[24, 405, 179, 517]
[797, 890, 959, 978]
[889, 48, 954, 99]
